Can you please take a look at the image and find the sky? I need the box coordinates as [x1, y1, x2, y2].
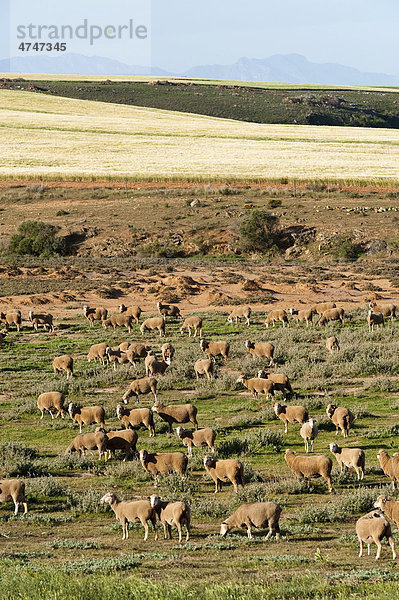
[1, 0, 398, 75]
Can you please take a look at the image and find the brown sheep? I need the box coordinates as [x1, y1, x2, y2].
[102, 314, 134, 334]
[161, 342, 175, 362]
[145, 351, 171, 377]
[329, 443, 365, 480]
[119, 304, 142, 324]
[157, 301, 182, 319]
[102, 428, 138, 461]
[105, 346, 130, 369]
[265, 309, 289, 328]
[326, 336, 340, 354]
[116, 404, 155, 437]
[288, 308, 315, 327]
[0, 480, 28, 514]
[176, 426, 216, 456]
[220, 502, 281, 539]
[152, 401, 198, 433]
[29, 311, 54, 332]
[65, 430, 107, 459]
[356, 510, 396, 560]
[53, 355, 74, 379]
[284, 449, 332, 492]
[37, 391, 65, 419]
[118, 342, 152, 357]
[369, 301, 396, 322]
[87, 342, 109, 365]
[326, 404, 355, 437]
[139, 449, 188, 477]
[374, 495, 399, 529]
[101, 492, 157, 541]
[150, 495, 191, 543]
[200, 339, 229, 360]
[311, 301, 336, 315]
[194, 358, 214, 380]
[0, 310, 22, 332]
[236, 376, 274, 399]
[180, 316, 203, 337]
[377, 450, 399, 489]
[317, 308, 345, 326]
[203, 456, 244, 494]
[0, 329, 7, 348]
[140, 317, 166, 337]
[244, 340, 275, 366]
[83, 306, 108, 325]
[258, 370, 293, 397]
[227, 306, 251, 327]
[273, 402, 308, 434]
[367, 310, 384, 332]
[122, 377, 158, 404]
[68, 403, 105, 433]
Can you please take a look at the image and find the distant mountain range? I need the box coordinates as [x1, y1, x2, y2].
[1, 52, 398, 87]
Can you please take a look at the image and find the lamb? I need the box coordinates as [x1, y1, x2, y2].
[227, 306, 252, 327]
[101, 428, 138, 461]
[264, 309, 289, 328]
[119, 304, 142, 324]
[203, 456, 244, 494]
[374, 495, 399, 529]
[356, 510, 396, 560]
[29, 311, 54, 332]
[244, 340, 275, 367]
[317, 307, 345, 326]
[0, 480, 28, 514]
[65, 430, 107, 459]
[37, 391, 65, 419]
[220, 502, 281, 539]
[157, 301, 182, 319]
[0, 310, 22, 332]
[369, 301, 396, 322]
[377, 450, 399, 489]
[161, 342, 175, 362]
[83, 305, 108, 325]
[180, 316, 203, 337]
[329, 443, 365, 480]
[145, 351, 171, 377]
[152, 401, 198, 433]
[139, 449, 188, 477]
[367, 310, 384, 332]
[258, 370, 293, 397]
[87, 342, 109, 365]
[236, 376, 274, 399]
[150, 495, 190, 543]
[273, 402, 308, 434]
[176, 426, 216, 456]
[100, 492, 157, 541]
[284, 449, 332, 492]
[105, 346, 130, 369]
[140, 316, 166, 337]
[102, 313, 134, 334]
[194, 358, 214, 380]
[326, 404, 355, 437]
[288, 308, 315, 327]
[300, 418, 318, 453]
[68, 403, 105, 433]
[326, 336, 340, 354]
[122, 377, 158, 404]
[53, 355, 74, 379]
[116, 404, 155, 437]
[200, 339, 230, 360]
[311, 301, 336, 315]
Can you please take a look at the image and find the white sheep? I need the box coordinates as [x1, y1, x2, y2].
[300, 419, 318, 453]
[176, 426, 216, 456]
[180, 316, 203, 337]
[53, 355, 74, 379]
[0, 480, 28, 514]
[220, 502, 281, 539]
[203, 456, 244, 494]
[100, 492, 158, 541]
[37, 391, 65, 419]
[150, 495, 190, 543]
[329, 443, 365, 480]
[227, 306, 251, 327]
[284, 449, 332, 492]
[356, 510, 396, 560]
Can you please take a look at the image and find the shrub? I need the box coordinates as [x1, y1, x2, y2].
[9, 221, 68, 257]
[326, 233, 363, 261]
[238, 210, 282, 253]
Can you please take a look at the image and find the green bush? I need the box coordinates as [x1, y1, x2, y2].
[326, 234, 363, 261]
[9, 221, 67, 257]
[238, 210, 282, 253]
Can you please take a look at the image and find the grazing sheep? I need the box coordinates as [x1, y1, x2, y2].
[200, 339, 230, 360]
[0, 480, 27, 514]
[122, 377, 158, 404]
[227, 306, 252, 327]
[369, 301, 396, 322]
[265, 309, 289, 328]
[203, 456, 244, 494]
[102, 428, 138, 461]
[273, 402, 308, 434]
[150, 495, 190, 543]
[374, 495, 399, 529]
[0, 310, 22, 332]
[288, 308, 315, 327]
[100, 492, 157, 541]
[119, 342, 152, 357]
[180, 316, 203, 337]
[116, 404, 155, 437]
[139, 449, 188, 477]
[176, 426, 216, 456]
[311, 301, 336, 315]
[68, 403, 105, 433]
[29, 311, 54, 332]
[157, 301, 182, 319]
[0, 329, 7, 348]
[329, 443, 365, 480]
[258, 370, 293, 397]
[152, 401, 198, 433]
[65, 430, 107, 459]
[102, 313, 134, 334]
[83, 305, 108, 325]
[119, 304, 142, 324]
[53, 355, 74, 379]
[105, 346, 130, 369]
[244, 340, 275, 366]
[37, 391, 65, 420]
[367, 310, 384, 332]
[300, 419, 318, 453]
[145, 351, 171, 377]
[317, 308, 345, 326]
[87, 342, 109, 365]
[194, 358, 214, 380]
[236, 376, 274, 399]
[326, 336, 340, 354]
[356, 510, 396, 560]
[377, 450, 399, 489]
[326, 404, 355, 438]
[284, 449, 332, 492]
[161, 342, 175, 362]
[220, 502, 281, 539]
[140, 317, 166, 337]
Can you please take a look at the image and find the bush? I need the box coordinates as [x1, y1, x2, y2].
[326, 233, 363, 261]
[9, 221, 68, 257]
[238, 210, 282, 253]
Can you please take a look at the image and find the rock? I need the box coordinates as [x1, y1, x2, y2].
[365, 239, 389, 254]
[190, 199, 200, 207]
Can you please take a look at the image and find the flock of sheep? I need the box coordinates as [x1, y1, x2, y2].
[1, 296, 399, 560]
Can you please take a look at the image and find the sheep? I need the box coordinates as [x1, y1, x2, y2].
[244, 340, 275, 367]
[65, 430, 107, 459]
[236, 376, 274, 399]
[140, 316, 166, 337]
[300, 418, 318, 453]
[356, 510, 396, 560]
[0, 310, 22, 332]
[0, 329, 7, 348]
[176, 426, 216, 456]
[326, 404, 355, 437]
[200, 339, 229, 360]
[203, 456, 244, 494]
[116, 404, 155, 437]
[87, 342, 109, 365]
[258, 370, 293, 397]
[53, 355, 74, 379]
[284, 449, 332, 492]
[102, 313, 134, 334]
[194, 358, 214, 380]
[105, 346, 130, 370]
[68, 403, 105, 433]
[122, 377, 158, 404]
[119, 342, 151, 357]
[329, 443, 365, 480]
[227, 306, 252, 327]
[180, 316, 203, 337]
[377, 450, 399, 489]
[37, 391, 65, 420]
[374, 495, 399, 529]
[119, 303, 142, 324]
[220, 502, 281, 539]
[145, 351, 171, 377]
[102, 428, 138, 461]
[157, 301, 182, 320]
[29, 311, 54, 332]
[367, 310, 384, 332]
[152, 401, 198, 433]
[311, 301, 336, 315]
[288, 308, 315, 327]
[100, 492, 157, 541]
[150, 495, 190, 543]
[161, 342, 175, 362]
[264, 309, 289, 328]
[317, 307, 345, 326]
[369, 301, 396, 322]
[273, 402, 308, 434]
[326, 336, 340, 354]
[0, 480, 28, 514]
[139, 449, 188, 477]
[83, 305, 108, 325]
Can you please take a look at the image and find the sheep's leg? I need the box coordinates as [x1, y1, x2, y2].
[49, 410, 54, 420]
[142, 519, 149, 541]
[23, 502, 28, 514]
[325, 477, 332, 493]
[388, 536, 396, 560]
[163, 522, 168, 540]
[275, 523, 280, 540]
[310, 439, 314, 453]
[168, 523, 174, 541]
[375, 541, 381, 560]
[247, 525, 253, 539]
[284, 422, 288, 434]
[14, 501, 19, 515]
[40, 410, 44, 420]
[358, 539, 363, 557]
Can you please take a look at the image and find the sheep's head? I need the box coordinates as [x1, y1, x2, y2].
[28, 311, 34, 320]
[200, 340, 209, 351]
[203, 456, 216, 469]
[288, 308, 296, 315]
[83, 305, 89, 315]
[236, 375, 245, 384]
[149, 494, 161, 508]
[377, 449, 387, 460]
[139, 449, 149, 463]
[326, 404, 336, 418]
[152, 402, 163, 412]
[220, 522, 229, 537]
[119, 304, 126, 313]
[374, 496, 390, 510]
[157, 302, 162, 309]
[68, 402, 76, 418]
[244, 340, 254, 350]
[116, 404, 125, 418]
[329, 443, 340, 454]
[122, 388, 132, 404]
[273, 402, 284, 416]
[100, 492, 117, 505]
[257, 370, 268, 379]
[285, 449, 295, 457]
[176, 426, 184, 438]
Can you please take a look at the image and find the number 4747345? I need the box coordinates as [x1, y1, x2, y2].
[18, 42, 66, 52]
